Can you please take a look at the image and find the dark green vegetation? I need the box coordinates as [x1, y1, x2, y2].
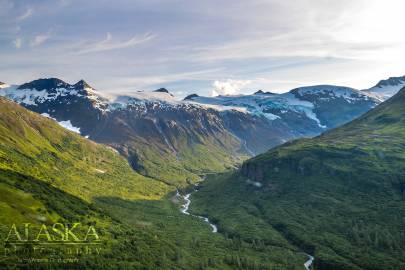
[192, 88, 405, 269]
[0, 97, 307, 269]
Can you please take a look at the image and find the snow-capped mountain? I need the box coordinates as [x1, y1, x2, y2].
[185, 85, 378, 130]
[363, 75, 405, 101]
[0, 78, 381, 184]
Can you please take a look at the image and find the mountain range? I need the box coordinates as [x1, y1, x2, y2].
[191, 83, 405, 269]
[1, 74, 405, 269]
[0, 96, 309, 269]
[2, 75, 402, 185]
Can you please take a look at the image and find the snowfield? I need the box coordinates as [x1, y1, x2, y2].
[41, 113, 81, 134]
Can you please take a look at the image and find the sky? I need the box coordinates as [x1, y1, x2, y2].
[0, 0, 405, 98]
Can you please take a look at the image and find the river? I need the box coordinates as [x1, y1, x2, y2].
[177, 186, 218, 233]
[177, 182, 313, 269]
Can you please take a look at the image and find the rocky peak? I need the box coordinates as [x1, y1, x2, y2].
[154, 87, 173, 97]
[154, 88, 169, 93]
[74, 79, 93, 90]
[184, 94, 199, 100]
[373, 75, 405, 88]
[254, 90, 276, 95]
[17, 78, 70, 91]
[254, 90, 264, 95]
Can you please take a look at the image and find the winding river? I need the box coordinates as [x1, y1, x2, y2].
[177, 187, 218, 233]
[177, 183, 313, 269]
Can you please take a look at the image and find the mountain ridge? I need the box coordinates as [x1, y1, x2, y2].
[192, 85, 405, 269]
[0, 77, 385, 185]
[363, 75, 405, 101]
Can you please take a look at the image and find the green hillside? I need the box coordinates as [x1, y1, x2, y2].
[0, 97, 171, 201]
[0, 97, 306, 269]
[192, 88, 405, 269]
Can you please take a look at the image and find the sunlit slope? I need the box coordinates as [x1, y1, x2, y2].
[0, 97, 170, 202]
[0, 97, 307, 269]
[193, 87, 405, 269]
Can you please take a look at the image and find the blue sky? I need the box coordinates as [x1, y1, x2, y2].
[1, 0, 404, 98]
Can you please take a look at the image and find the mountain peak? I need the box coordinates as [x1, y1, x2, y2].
[74, 79, 93, 90]
[364, 75, 405, 102]
[17, 78, 69, 91]
[184, 94, 199, 100]
[254, 90, 276, 95]
[374, 75, 405, 88]
[154, 87, 170, 93]
[153, 88, 173, 97]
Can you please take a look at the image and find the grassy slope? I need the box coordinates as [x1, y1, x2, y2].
[0, 97, 170, 201]
[0, 97, 305, 269]
[192, 88, 405, 269]
[128, 131, 245, 187]
[113, 114, 247, 187]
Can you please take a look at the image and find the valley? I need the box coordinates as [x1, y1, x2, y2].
[191, 85, 405, 269]
[0, 75, 404, 269]
[0, 77, 387, 186]
[2, 1, 404, 269]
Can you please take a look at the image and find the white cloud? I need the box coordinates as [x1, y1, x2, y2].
[75, 32, 155, 55]
[212, 79, 251, 96]
[16, 8, 33, 21]
[13, 37, 22, 48]
[30, 32, 51, 47]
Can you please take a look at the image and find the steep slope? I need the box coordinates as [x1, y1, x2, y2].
[0, 97, 177, 268]
[192, 87, 405, 269]
[0, 96, 169, 201]
[0, 97, 308, 269]
[0, 78, 379, 186]
[0, 79, 255, 185]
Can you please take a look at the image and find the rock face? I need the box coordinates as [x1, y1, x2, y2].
[0, 78, 381, 184]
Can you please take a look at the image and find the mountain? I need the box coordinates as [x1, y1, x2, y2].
[185, 85, 378, 130]
[192, 86, 405, 269]
[0, 96, 177, 268]
[0, 78, 379, 185]
[363, 75, 405, 101]
[0, 97, 310, 269]
[253, 90, 276, 95]
[0, 96, 168, 202]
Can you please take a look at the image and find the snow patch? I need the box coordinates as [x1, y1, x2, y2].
[41, 113, 81, 134]
[364, 82, 405, 101]
[57, 120, 81, 134]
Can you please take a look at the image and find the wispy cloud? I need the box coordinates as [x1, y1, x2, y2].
[1, 0, 404, 95]
[30, 30, 52, 47]
[16, 7, 33, 21]
[75, 32, 155, 55]
[13, 37, 22, 48]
